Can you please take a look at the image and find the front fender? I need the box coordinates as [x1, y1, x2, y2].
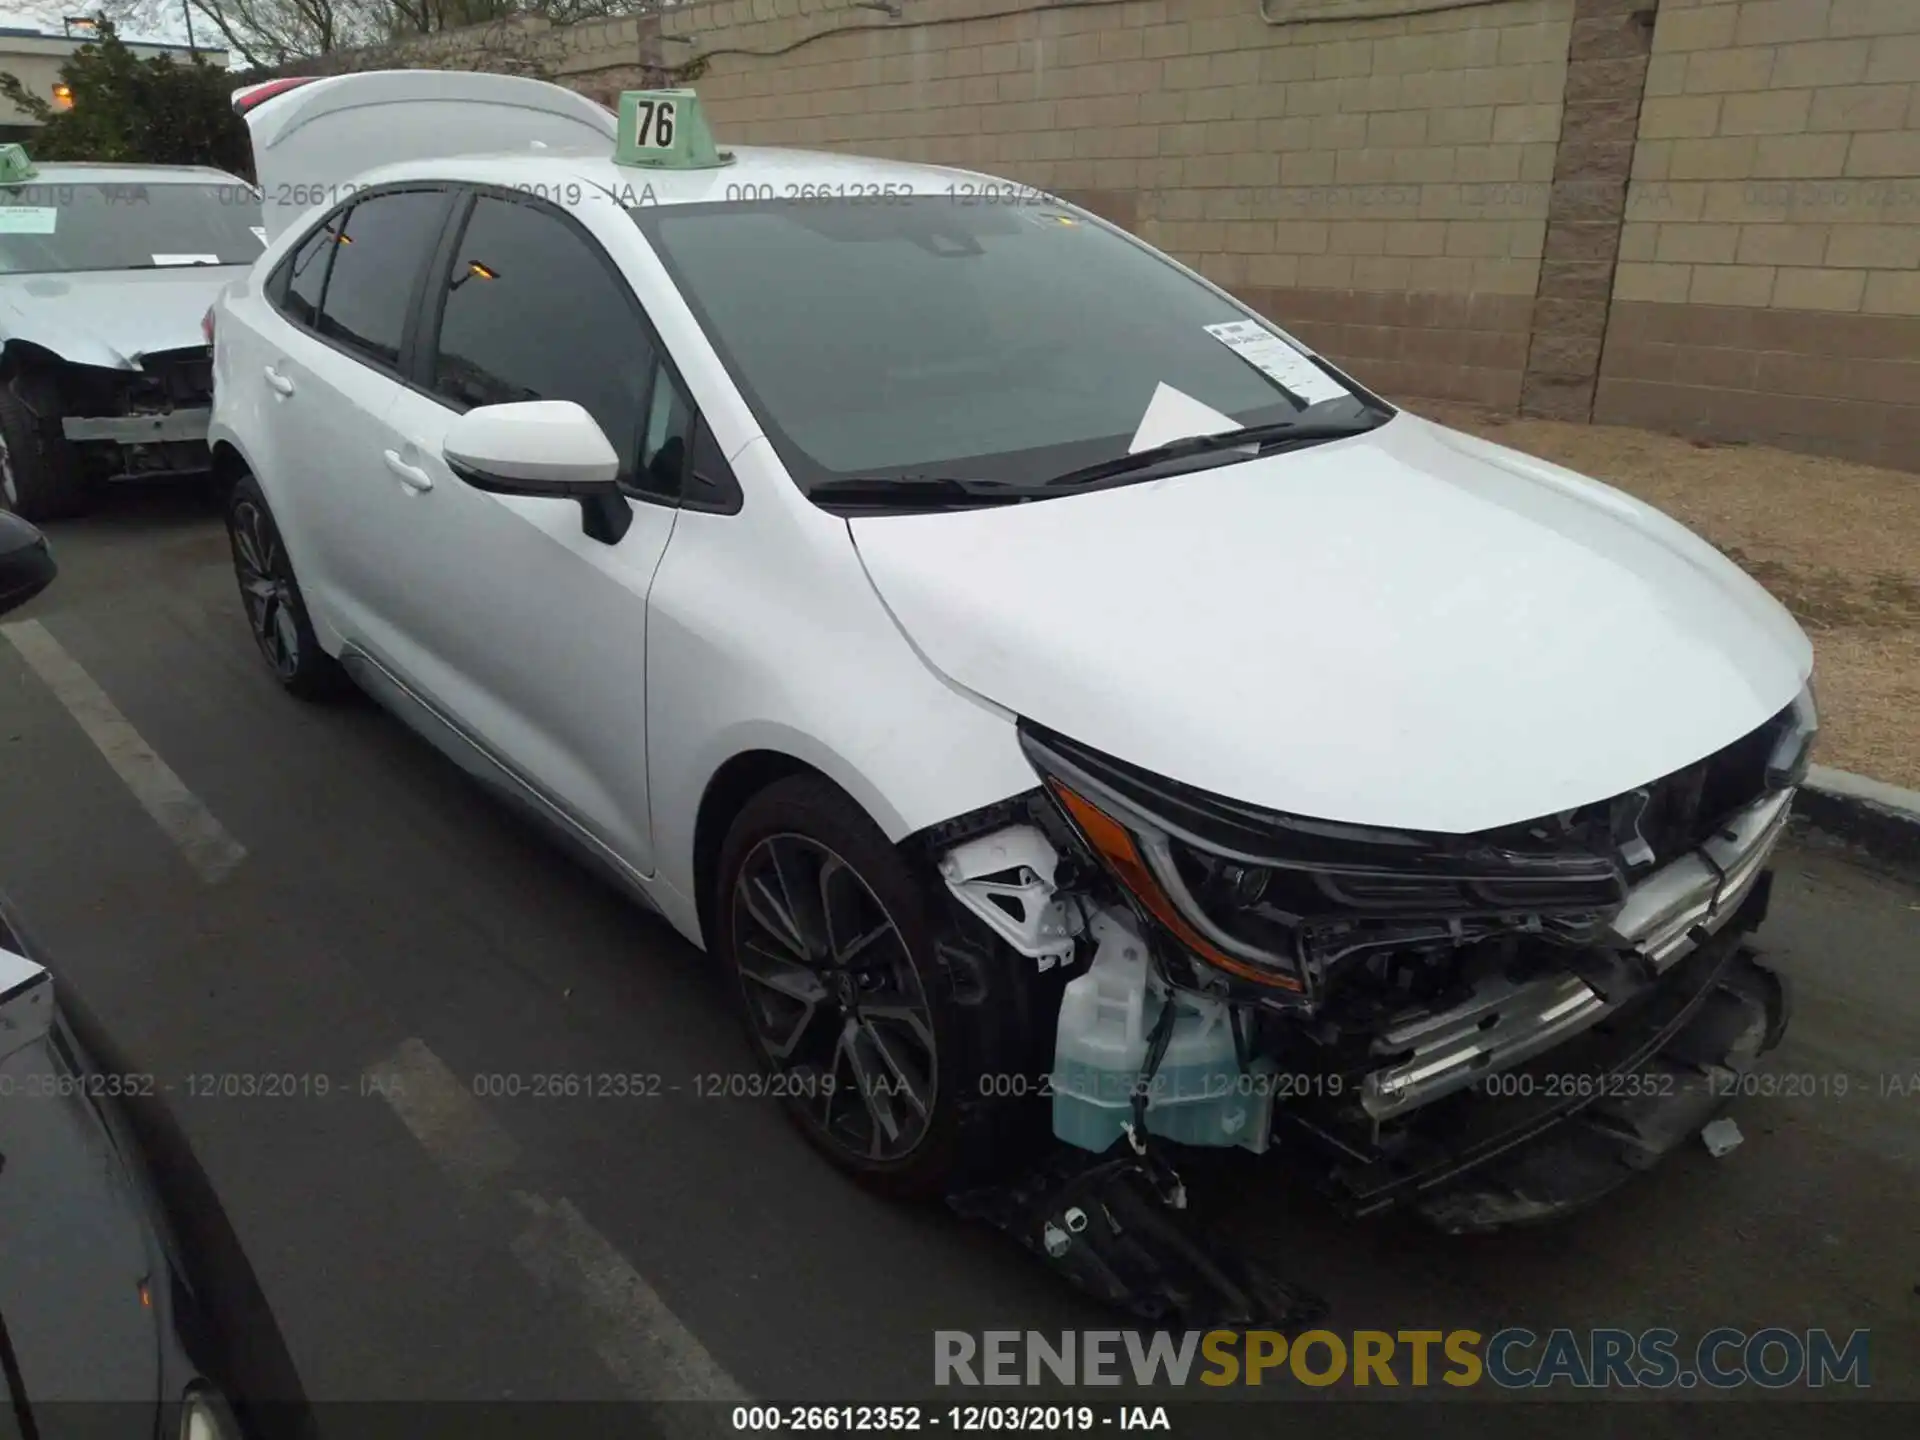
[643, 456, 1039, 950]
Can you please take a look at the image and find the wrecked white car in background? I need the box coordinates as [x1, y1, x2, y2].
[0, 147, 263, 519]
[211, 71, 1819, 1324]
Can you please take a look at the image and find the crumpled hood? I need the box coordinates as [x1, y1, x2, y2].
[848, 412, 1813, 834]
[0, 265, 243, 370]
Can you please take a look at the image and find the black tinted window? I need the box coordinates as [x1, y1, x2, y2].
[635, 359, 694, 501]
[686, 417, 741, 512]
[317, 190, 446, 370]
[430, 195, 652, 472]
[280, 214, 340, 327]
[634, 197, 1379, 489]
[0, 182, 263, 274]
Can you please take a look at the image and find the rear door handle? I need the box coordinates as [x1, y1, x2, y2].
[263, 365, 294, 396]
[383, 450, 434, 493]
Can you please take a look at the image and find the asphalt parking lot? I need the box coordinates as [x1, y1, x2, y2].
[2, 487, 1917, 1425]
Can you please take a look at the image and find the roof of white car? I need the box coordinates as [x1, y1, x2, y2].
[26, 161, 250, 186]
[355, 145, 1005, 207]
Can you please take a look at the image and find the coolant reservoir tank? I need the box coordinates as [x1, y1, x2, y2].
[1050, 911, 1153, 1152]
[1050, 911, 1273, 1154]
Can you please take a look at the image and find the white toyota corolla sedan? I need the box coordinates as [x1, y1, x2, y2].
[211, 70, 1817, 1236]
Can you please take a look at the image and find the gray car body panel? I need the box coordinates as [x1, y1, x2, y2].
[0, 265, 246, 372]
[0, 163, 255, 372]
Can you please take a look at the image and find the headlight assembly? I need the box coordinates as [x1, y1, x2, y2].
[1021, 724, 1629, 998]
[1764, 679, 1818, 791]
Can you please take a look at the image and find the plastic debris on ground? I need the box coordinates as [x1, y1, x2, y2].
[1701, 1116, 1745, 1158]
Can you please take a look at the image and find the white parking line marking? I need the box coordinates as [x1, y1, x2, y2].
[511, 1192, 749, 1402]
[2, 618, 248, 884]
[366, 1038, 748, 1403]
[363, 1037, 520, 1188]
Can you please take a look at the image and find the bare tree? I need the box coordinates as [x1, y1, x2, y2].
[4, 1, 379, 66]
[10, 0, 657, 71]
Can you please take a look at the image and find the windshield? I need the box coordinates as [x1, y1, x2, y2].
[630, 196, 1383, 490]
[0, 180, 264, 275]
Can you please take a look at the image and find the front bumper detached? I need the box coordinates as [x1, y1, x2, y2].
[1361, 787, 1793, 1123]
[62, 407, 211, 445]
[1278, 884, 1788, 1230]
[1412, 940, 1787, 1233]
[1267, 785, 1798, 1231]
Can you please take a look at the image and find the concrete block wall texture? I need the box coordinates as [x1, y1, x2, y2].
[308, 0, 1919, 468]
[1599, 0, 1920, 469]
[1518, 0, 1657, 420]
[658, 0, 1579, 412]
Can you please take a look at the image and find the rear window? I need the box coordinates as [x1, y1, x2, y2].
[0, 181, 264, 274]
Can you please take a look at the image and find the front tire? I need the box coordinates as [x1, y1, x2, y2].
[715, 776, 1059, 1198]
[0, 381, 85, 521]
[226, 473, 345, 700]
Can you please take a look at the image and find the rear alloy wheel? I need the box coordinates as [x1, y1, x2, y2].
[226, 474, 344, 699]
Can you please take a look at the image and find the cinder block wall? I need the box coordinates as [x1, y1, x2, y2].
[320, 0, 1920, 469]
[1601, 0, 1920, 468]
[665, 0, 1576, 411]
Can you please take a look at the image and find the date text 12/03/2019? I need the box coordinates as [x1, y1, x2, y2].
[729, 1406, 1172, 1432]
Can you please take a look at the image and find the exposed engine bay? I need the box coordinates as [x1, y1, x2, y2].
[926, 692, 1815, 1323]
[26, 346, 216, 483]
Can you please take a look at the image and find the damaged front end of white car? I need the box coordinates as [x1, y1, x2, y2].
[919, 686, 1814, 1325]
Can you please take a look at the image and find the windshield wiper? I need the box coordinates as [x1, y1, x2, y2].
[812, 413, 1391, 511]
[809, 475, 1049, 509]
[1042, 416, 1387, 491]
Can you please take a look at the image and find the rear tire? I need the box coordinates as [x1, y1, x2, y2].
[0, 381, 86, 521]
[714, 775, 1062, 1199]
[226, 472, 346, 700]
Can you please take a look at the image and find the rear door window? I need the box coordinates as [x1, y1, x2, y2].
[313, 189, 450, 372]
[276, 214, 341, 328]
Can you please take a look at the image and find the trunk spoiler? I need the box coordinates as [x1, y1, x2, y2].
[231, 76, 319, 116]
[231, 69, 620, 244]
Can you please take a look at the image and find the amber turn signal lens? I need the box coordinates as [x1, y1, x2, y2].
[1050, 781, 1303, 992]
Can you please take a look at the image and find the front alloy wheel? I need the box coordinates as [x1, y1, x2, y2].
[716, 774, 1063, 1197]
[731, 832, 938, 1163]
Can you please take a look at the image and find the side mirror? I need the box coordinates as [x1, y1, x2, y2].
[0, 943, 53, 1066]
[0, 510, 56, 618]
[443, 400, 632, 545]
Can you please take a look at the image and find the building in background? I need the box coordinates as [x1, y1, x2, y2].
[0, 25, 228, 143]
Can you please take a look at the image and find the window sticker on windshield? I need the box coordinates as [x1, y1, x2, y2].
[1128, 383, 1249, 455]
[0, 207, 57, 235]
[151, 253, 221, 266]
[1204, 320, 1350, 407]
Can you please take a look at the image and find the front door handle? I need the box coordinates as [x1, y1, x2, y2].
[383, 450, 434, 493]
[263, 365, 294, 397]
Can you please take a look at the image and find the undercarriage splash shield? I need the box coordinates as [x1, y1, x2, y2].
[1412, 944, 1789, 1234]
[949, 1147, 1327, 1331]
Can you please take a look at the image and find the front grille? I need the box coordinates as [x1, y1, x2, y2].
[139, 345, 215, 405]
[1635, 708, 1784, 866]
